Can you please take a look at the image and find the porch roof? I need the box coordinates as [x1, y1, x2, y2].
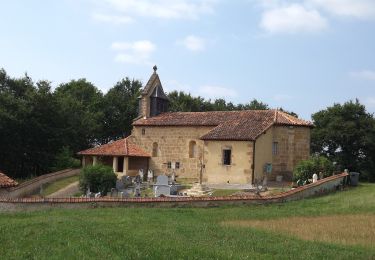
[78, 137, 150, 157]
[0, 170, 18, 188]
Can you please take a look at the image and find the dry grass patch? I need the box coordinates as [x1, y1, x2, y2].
[222, 214, 375, 247]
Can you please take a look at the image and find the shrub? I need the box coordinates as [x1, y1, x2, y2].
[51, 146, 81, 171]
[79, 165, 117, 195]
[293, 155, 335, 182]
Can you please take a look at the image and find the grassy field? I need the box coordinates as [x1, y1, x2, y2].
[0, 184, 374, 259]
[40, 175, 79, 197]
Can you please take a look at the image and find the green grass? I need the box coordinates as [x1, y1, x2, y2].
[211, 189, 238, 196]
[1, 184, 375, 259]
[40, 175, 79, 197]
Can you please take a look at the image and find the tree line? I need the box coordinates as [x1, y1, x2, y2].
[0, 68, 374, 181]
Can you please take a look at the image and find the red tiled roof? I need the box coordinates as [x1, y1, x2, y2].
[0, 171, 18, 188]
[133, 110, 313, 141]
[78, 137, 150, 157]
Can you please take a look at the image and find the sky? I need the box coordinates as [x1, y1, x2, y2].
[1, 0, 375, 119]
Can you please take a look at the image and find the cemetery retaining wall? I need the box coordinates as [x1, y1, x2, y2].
[0, 169, 80, 199]
[0, 173, 348, 211]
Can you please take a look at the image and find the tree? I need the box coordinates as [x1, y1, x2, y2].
[237, 99, 269, 110]
[54, 79, 104, 152]
[79, 165, 117, 194]
[101, 78, 142, 143]
[311, 100, 375, 181]
[168, 91, 209, 112]
[293, 155, 335, 182]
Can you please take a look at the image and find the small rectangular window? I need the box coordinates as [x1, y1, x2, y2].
[167, 162, 172, 169]
[223, 149, 231, 165]
[272, 142, 278, 155]
[175, 162, 180, 169]
[142, 128, 146, 135]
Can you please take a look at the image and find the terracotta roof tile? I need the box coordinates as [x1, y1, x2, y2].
[0, 171, 18, 188]
[78, 137, 150, 157]
[133, 110, 313, 141]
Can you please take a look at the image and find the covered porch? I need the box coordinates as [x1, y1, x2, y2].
[78, 137, 151, 178]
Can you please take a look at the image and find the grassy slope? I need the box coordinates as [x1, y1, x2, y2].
[0, 184, 374, 259]
[40, 175, 79, 197]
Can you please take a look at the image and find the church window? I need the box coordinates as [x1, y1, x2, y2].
[223, 149, 232, 165]
[189, 141, 197, 158]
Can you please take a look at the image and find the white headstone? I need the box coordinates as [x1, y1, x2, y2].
[147, 169, 153, 182]
[139, 169, 144, 181]
[312, 173, 318, 183]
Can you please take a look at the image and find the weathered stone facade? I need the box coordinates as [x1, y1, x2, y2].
[271, 126, 311, 180]
[130, 126, 213, 181]
[130, 124, 310, 184]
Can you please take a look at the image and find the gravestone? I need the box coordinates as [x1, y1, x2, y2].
[139, 169, 144, 181]
[134, 175, 141, 184]
[116, 180, 125, 190]
[122, 176, 132, 188]
[147, 169, 153, 183]
[312, 173, 318, 183]
[134, 183, 141, 197]
[154, 175, 171, 197]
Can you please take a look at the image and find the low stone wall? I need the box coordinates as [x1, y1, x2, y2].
[0, 173, 348, 211]
[0, 169, 80, 199]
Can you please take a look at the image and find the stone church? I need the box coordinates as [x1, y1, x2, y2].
[79, 67, 313, 184]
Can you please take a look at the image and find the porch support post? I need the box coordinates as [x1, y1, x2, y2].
[123, 156, 129, 176]
[93, 156, 98, 166]
[82, 156, 86, 167]
[113, 156, 118, 173]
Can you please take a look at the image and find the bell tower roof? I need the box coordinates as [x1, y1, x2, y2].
[137, 66, 169, 118]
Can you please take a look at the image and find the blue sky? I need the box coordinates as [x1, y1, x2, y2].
[1, 0, 375, 119]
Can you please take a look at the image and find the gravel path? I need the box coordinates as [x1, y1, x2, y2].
[46, 181, 80, 198]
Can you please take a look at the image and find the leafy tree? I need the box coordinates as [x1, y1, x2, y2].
[79, 165, 117, 194]
[237, 99, 269, 110]
[312, 100, 375, 181]
[101, 78, 142, 143]
[50, 146, 81, 172]
[54, 79, 104, 152]
[168, 91, 209, 112]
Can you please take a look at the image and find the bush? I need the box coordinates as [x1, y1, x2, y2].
[79, 165, 117, 195]
[51, 146, 81, 172]
[293, 155, 335, 182]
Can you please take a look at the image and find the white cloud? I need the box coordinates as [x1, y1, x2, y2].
[111, 40, 156, 66]
[350, 70, 375, 81]
[260, 4, 328, 34]
[198, 85, 238, 99]
[178, 35, 206, 51]
[309, 0, 375, 19]
[101, 0, 215, 20]
[91, 13, 134, 25]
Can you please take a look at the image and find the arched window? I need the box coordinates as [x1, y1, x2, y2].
[152, 142, 158, 157]
[189, 141, 197, 158]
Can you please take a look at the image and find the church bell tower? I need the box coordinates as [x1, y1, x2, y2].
[138, 65, 169, 118]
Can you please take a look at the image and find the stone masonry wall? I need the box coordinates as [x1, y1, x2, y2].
[0, 173, 348, 211]
[271, 126, 311, 180]
[204, 141, 253, 184]
[130, 126, 214, 181]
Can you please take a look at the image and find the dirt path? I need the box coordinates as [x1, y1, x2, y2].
[46, 181, 80, 198]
